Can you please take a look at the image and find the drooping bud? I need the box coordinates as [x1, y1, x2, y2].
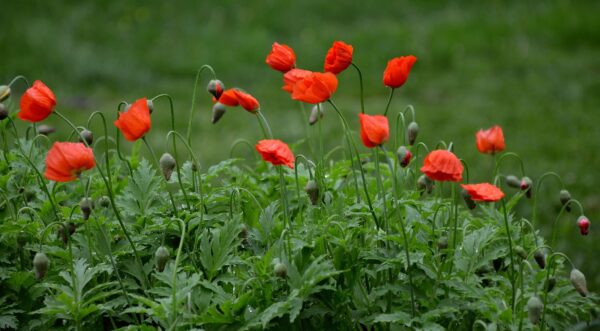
[396, 146, 412, 168]
[155, 246, 170, 272]
[207, 79, 225, 99]
[461, 189, 476, 210]
[98, 196, 110, 208]
[305, 180, 319, 206]
[147, 99, 154, 114]
[17, 231, 29, 247]
[569, 268, 588, 297]
[0, 103, 8, 120]
[274, 262, 288, 278]
[526, 296, 543, 325]
[407, 121, 419, 146]
[159, 153, 176, 181]
[0, 85, 10, 102]
[58, 222, 76, 244]
[211, 102, 227, 124]
[520, 176, 533, 198]
[544, 277, 556, 292]
[79, 129, 94, 146]
[417, 175, 434, 194]
[79, 198, 94, 221]
[577, 216, 590, 236]
[505, 175, 521, 188]
[534, 250, 546, 269]
[309, 104, 324, 126]
[33, 252, 49, 280]
[437, 236, 448, 250]
[37, 124, 55, 136]
[514, 246, 527, 260]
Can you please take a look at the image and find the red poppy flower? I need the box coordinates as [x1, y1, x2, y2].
[232, 89, 260, 113]
[577, 216, 590, 236]
[18, 80, 56, 122]
[282, 69, 312, 93]
[292, 72, 338, 104]
[420, 150, 463, 182]
[476, 125, 505, 154]
[217, 89, 239, 107]
[45, 142, 96, 182]
[383, 55, 417, 88]
[324, 41, 353, 75]
[114, 98, 151, 141]
[359, 113, 389, 148]
[460, 183, 505, 202]
[265, 42, 296, 72]
[256, 139, 295, 169]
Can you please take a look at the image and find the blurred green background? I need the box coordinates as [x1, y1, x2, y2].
[2, 1, 599, 287]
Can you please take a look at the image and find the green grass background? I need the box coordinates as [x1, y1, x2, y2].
[2, 1, 599, 287]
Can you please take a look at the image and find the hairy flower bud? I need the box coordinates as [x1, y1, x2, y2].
[514, 246, 527, 260]
[396, 146, 412, 168]
[305, 180, 319, 205]
[98, 196, 110, 208]
[155, 246, 170, 272]
[309, 104, 324, 125]
[544, 277, 556, 292]
[207, 79, 225, 99]
[570, 268, 588, 297]
[33, 252, 49, 280]
[417, 175, 434, 194]
[577, 216, 590, 236]
[0, 103, 8, 120]
[527, 296, 543, 325]
[17, 231, 29, 247]
[407, 121, 419, 146]
[520, 176, 533, 198]
[79, 129, 94, 146]
[274, 262, 287, 278]
[505, 175, 521, 188]
[534, 249, 546, 269]
[58, 222, 76, 244]
[461, 188, 477, 210]
[437, 236, 448, 250]
[0, 85, 10, 102]
[159, 153, 176, 181]
[211, 102, 227, 124]
[79, 198, 94, 221]
[37, 124, 55, 136]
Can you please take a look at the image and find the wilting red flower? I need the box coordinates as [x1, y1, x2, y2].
[256, 139, 295, 169]
[359, 113, 389, 148]
[577, 216, 590, 236]
[324, 41, 353, 75]
[266, 42, 296, 72]
[282, 69, 312, 93]
[232, 89, 260, 113]
[217, 89, 239, 107]
[476, 125, 505, 154]
[114, 98, 151, 141]
[420, 150, 463, 182]
[460, 183, 505, 202]
[383, 55, 417, 88]
[45, 142, 95, 182]
[292, 72, 338, 104]
[19, 80, 56, 122]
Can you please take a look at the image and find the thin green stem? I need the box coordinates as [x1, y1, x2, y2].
[383, 88, 396, 117]
[502, 199, 516, 313]
[142, 137, 178, 214]
[531, 172, 564, 228]
[186, 65, 217, 144]
[351, 63, 365, 114]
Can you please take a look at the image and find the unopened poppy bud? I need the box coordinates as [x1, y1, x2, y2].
[396, 146, 412, 168]
[274, 262, 287, 278]
[17, 231, 29, 247]
[407, 121, 419, 146]
[461, 189, 476, 210]
[570, 268, 588, 297]
[37, 124, 55, 136]
[159, 153, 176, 181]
[521, 176, 533, 198]
[0, 85, 10, 102]
[207, 79, 225, 99]
[155, 246, 170, 272]
[58, 222, 76, 244]
[309, 104, 324, 125]
[305, 180, 319, 205]
[544, 277, 556, 292]
[505, 175, 521, 188]
[437, 236, 448, 250]
[98, 196, 110, 208]
[147, 99, 154, 114]
[0, 103, 7, 120]
[559, 189, 572, 212]
[534, 249, 546, 269]
[526, 296, 543, 325]
[33, 252, 49, 280]
[79, 198, 94, 221]
[417, 175, 434, 194]
[577, 215, 590, 236]
[79, 129, 93, 146]
[211, 102, 227, 124]
[514, 246, 527, 260]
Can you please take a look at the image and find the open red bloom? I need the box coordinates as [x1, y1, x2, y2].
[359, 113, 389, 148]
[282, 69, 312, 93]
[460, 183, 505, 202]
[114, 98, 151, 141]
[265, 42, 296, 72]
[256, 139, 295, 169]
[383, 55, 417, 88]
[476, 126, 505, 154]
[292, 72, 338, 104]
[420, 150, 463, 182]
[324, 41, 353, 75]
[577, 216, 590, 236]
[19, 80, 56, 122]
[45, 142, 95, 182]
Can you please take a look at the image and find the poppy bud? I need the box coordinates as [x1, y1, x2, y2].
[0, 103, 7, 120]
[437, 236, 448, 250]
[526, 296, 543, 325]
[211, 102, 227, 124]
[520, 176, 533, 198]
[559, 189, 572, 212]
[33, 252, 49, 280]
[159, 153, 176, 181]
[37, 124, 55, 136]
[407, 121, 419, 146]
[17, 231, 29, 247]
[0, 85, 10, 102]
[305, 180, 319, 205]
[207, 79, 225, 99]
[155, 246, 170, 272]
[309, 104, 323, 126]
[58, 222, 76, 244]
[274, 262, 287, 278]
[569, 268, 588, 297]
[534, 249, 546, 269]
[544, 277, 556, 292]
[146, 99, 154, 114]
[417, 175, 434, 194]
[505, 175, 521, 188]
[98, 196, 110, 208]
[396, 146, 412, 168]
[461, 189, 476, 210]
[79, 198, 94, 221]
[514, 246, 527, 260]
[239, 224, 249, 240]
[79, 129, 93, 146]
[577, 216, 590, 235]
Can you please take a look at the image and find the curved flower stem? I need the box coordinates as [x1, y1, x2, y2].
[492, 152, 526, 182]
[168, 218, 186, 329]
[142, 137, 178, 214]
[540, 252, 576, 330]
[351, 63, 365, 114]
[294, 154, 314, 224]
[501, 199, 517, 314]
[167, 130, 206, 212]
[186, 65, 217, 144]
[230, 139, 259, 160]
[8, 75, 30, 89]
[550, 199, 583, 247]
[256, 110, 273, 139]
[531, 171, 564, 227]
[383, 88, 396, 117]
[460, 159, 471, 183]
[394, 111, 406, 150]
